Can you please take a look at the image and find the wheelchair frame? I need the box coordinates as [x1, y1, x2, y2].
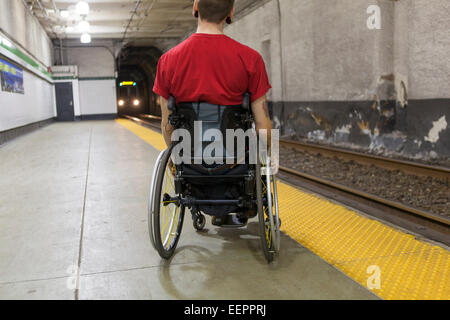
[148, 94, 280, 263]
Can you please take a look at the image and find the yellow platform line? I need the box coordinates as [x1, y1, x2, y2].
[116, 118, 166, 151]
[116, 118, 450, 300]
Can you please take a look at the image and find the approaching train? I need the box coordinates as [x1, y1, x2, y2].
[117, 81, 141, 109]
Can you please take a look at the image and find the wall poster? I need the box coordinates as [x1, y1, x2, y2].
[0, 57, 24, 94]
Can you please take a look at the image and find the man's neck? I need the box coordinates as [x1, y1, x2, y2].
[196, 20, 225, 35]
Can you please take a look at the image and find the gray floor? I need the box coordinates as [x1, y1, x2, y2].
[0, 121, 378, 300]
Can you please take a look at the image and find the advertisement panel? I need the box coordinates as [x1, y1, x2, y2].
[0, 57, 24, 94]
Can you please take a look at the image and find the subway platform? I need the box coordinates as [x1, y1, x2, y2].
[0, 121, 379, 300]
[2, 120, 449, 300]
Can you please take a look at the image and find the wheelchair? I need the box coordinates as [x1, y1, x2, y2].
[148, 94, 280, 263]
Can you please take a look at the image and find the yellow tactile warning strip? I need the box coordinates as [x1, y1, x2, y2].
[116, 118, 450, 300]
[279, 183, 449, 300]
[116, 118, 166, 151]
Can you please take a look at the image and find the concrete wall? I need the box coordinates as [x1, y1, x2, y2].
[226, 0, 282, 102]
[225, 0, 450, 161]
[0, 0, 53, 66]
[0, 70, 55, 131]
[0, 0, 55, 133]
[64, 46, 117, 117]
[78, 79, 117, 116]
[406, 0, 450, 99]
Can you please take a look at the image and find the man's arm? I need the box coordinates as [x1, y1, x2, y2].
[159, 96, 174, 147]
[251, 95, 272, 143]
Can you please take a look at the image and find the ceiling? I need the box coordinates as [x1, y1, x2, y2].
[23, 0, 263, 41]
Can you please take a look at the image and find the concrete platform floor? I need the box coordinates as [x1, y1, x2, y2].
[0, 121, 378, 300]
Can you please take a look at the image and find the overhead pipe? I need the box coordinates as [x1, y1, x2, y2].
[59, 38, 63, 65]
[135, 0, 158, 31]
[121, 0, 143, 43]
[35, 0, 49, 18]
[21, 0, 31, 12]
[32, 0, 59, 38]
[50, 0, 58, 12]
[276, 0, 286, 135]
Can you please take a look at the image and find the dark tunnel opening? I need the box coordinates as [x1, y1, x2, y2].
[116, 46, 162, 117]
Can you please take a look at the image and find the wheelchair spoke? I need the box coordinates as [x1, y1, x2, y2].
[161, 204, 176, 236]
[163, 206, 179, 248]
[159, 158, 182, 251]
[264, 208, 272, 248]
[259, 166, 279, 257]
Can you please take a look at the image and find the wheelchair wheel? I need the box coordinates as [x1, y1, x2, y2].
[148, 149, 166, 251]
[193, 214, 206, 231]
[256, 160, 280, 263]
[152, 147, 185, 260]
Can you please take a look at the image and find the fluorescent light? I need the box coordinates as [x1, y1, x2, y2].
[76, 1, 90, 16]
[77, 20, 90, 32]
[60, 10, 70, 18]
[65, 26, 74, 33]
[80, 33, 91, 44]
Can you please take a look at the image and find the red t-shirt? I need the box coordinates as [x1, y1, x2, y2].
[153, 33, 271, 105]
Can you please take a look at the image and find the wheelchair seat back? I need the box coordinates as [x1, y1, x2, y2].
[169, 94, 253, 169]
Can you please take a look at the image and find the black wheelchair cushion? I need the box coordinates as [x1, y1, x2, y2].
[182, 164, 249, 216]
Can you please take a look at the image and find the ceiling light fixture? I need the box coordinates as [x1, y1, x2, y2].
[80, 33, 91, 44]
[78, 20, 90, 32]
[76, 1, 90, 16]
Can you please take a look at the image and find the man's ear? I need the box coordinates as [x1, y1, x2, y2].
[226, 6, 235, 24]
[192, 0, 199, 18]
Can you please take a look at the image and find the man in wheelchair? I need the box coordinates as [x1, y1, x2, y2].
[153, 0, 273, 229]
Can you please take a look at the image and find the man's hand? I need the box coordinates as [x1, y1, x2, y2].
[158, 96, 174, 147]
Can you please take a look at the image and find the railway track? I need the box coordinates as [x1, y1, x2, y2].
[279, 139, 449, 225]
[123, 114, 450, 245]
[122, 114, 162, 131]
[280, 138, 449, 180]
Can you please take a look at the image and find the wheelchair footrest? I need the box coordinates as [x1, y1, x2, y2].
[212, 215, 248, 228]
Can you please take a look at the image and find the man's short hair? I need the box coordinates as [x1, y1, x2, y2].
[198, 0, 235, 24]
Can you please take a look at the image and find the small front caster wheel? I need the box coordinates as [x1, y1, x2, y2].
[193, 214, 206, 231]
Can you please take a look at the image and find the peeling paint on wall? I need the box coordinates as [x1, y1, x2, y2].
[335, 124, 352, 134]
[424, 116, 447, 144]
[276, 99, 450, 163]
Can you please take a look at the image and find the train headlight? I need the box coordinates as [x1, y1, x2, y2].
[133, 99, 140, 106]
[118, 99, 125, 106]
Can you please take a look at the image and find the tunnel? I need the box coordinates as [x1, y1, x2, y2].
[116, 46, 162, 117]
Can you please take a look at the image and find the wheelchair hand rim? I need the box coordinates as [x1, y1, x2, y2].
[148, 149, 169, 251]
